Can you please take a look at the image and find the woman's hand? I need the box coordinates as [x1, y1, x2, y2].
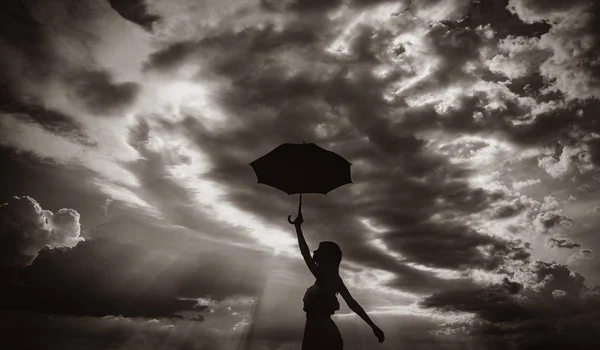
[288, 213, 303, 227]
[372, 326, 385, 343]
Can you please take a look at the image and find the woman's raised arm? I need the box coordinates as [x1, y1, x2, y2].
[289, 213, 318, 278]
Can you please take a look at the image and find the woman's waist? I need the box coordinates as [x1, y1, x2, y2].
[305, 310, 334, 319]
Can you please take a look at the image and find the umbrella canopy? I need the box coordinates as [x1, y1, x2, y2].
[250, 142, 352, 195]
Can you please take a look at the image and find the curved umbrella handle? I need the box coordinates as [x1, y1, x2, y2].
[288, 193, 303, 225]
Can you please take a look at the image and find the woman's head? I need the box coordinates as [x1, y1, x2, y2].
[313, 241, 342, 268]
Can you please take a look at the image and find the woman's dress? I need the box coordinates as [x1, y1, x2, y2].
[302, 280, 343, 350]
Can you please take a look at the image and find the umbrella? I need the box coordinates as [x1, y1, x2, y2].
[250, 142, 352, 223]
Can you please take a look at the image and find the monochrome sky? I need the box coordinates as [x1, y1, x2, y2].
[1, 0, 600, 349]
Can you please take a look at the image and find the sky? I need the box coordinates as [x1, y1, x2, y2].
[1, 0, 600, 349]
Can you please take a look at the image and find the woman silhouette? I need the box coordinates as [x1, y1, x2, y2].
[289, 212, 385, 349]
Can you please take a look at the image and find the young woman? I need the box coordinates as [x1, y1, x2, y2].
[289, 212, 385, 349]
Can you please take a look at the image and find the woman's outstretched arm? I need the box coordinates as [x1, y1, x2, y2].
[338, 277, 385, 343]
[289, 213, 318, 278]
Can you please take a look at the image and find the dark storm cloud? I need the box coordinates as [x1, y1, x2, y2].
[0, 0, 141, 118]
[0, 1, 87, 136]
[0, 237, 269, 317]
[504, 71, 548, 96]
[65, 70, 140, 116]
[404, 85, 595, 151]
[588, 137, 600, 167]
[144, 21, 323, 76]
[261, 0, 396, 12]
[0, 240, 193, 317]
[421, 281, 531, 323]
[0, 84, 90, 143]
[139, 16, 542, 299]
[499, 105, 581, 146]
[273, 0, 343, 12]
[421, 260, 600, 347]
[108, 0, 161, 30]
[447, 0, 550, 38]
[0, 0, 86, 77]
[0, 1, 55, 75]
[143, 41, 197, 73]
[0, 313, 222, 350]
[383, 223, 530, 270]
[401, 85, 599, 152]
[507, 0, 590, 23]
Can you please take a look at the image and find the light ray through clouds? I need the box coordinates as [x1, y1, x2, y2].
[1, 0, 600, 349]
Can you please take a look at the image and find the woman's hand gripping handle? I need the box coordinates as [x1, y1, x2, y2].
[288, 193, 303, 226]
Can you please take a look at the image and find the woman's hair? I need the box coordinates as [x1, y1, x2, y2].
[318, 241, 342, 269]
[317, 242, 343, 295]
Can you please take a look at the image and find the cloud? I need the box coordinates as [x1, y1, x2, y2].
[526, 196, 571, 234]
[513, 260, 587, 296]
[588, 137, 600, 167]
[512, 179, 541, 190]
[0, 196, 83, 266]
[0, 85, 88, 142]
[108, 0, 161, 30]
[507, 0, 589, 23]
[2, 2, 600, 348]
[120, 121, 258, 244]
[490, 197, 528, 219]
[136, 6, 565, 300]
[394, 23, 486, 98]
[169, 91, 513, 293]
[485, 36, 550, 80]
[487, 195, 571, 236]
[568, 249, 594, 265]
[64, 70, 140, 116]
[552, 289, 567, 298]
[456, 0, 551, 38]
[538, 144, 593, 179]
[0, 237, 270, 318]
[266, 0, 343, 12]
[545, 237, 581, 249]
[423, 260, 593, 313]
[421, 282, 530, 323]
[0, 313, 226, 350]
[509, 0, 600, 100]
[383, 223, 531, 270]
[0, 0, 142, 121]
[421, 259, 600, 348]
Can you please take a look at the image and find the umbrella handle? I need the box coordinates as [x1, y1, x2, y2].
[288, 193, 303, 225]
